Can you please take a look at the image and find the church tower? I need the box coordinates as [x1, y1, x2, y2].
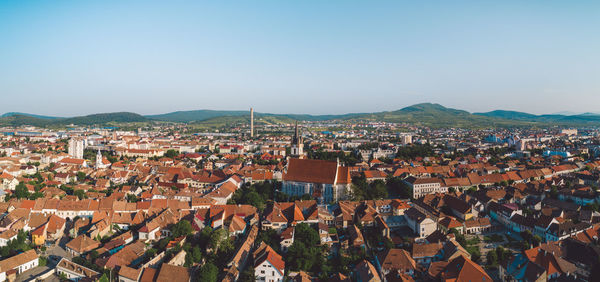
[290, 122, 304, 158]
[95, 149, 102, 169]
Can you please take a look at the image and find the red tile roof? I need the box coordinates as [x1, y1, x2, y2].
[284, 158, 349, 185]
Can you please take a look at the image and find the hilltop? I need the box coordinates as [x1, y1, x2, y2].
[1, 112, 62, 120]
[2, 103, 600, 128]
[475, 110, 600, 125]
[0, 112, 148, 127]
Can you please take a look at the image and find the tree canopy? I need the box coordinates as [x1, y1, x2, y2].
[172, 220, 193, 238]
[351, 177, 388, 200]
[198, 262, 218, 282]
[285, 223, 323, 272]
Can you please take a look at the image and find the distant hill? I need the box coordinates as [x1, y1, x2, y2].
[3, 103, 600, 128]
[344, 103, 535, 128]
[146, 109, 365, 122]
[1, 112, 62, 119]
[0, 112, 148, 127]
[0, 114, 53, 127]
[146, 110, 250, 122]
[59, 112, 148, 125]
[552, 111, 581, 116]
[474, 110, 538, 121]
[188, 114, 299, 129]
[179, 103, 536, 128]
[552, 111, 600, 116]
[475, 110, 600, 125]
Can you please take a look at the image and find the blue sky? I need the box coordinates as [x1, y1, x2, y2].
[0, 1, 599, 116]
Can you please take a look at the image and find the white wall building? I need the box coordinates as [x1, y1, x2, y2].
[68, 138, 85, 159]
[56, 258, 99, 281]
[404, 208, 436, 240]
[254, 243, 285, 282]
[0, 250, 39, 281]
[404, 177, 447, 199]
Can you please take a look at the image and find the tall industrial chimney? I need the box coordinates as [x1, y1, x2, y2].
[250, 108, 254, 138]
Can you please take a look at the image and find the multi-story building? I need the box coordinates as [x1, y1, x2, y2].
[254, 242, 285, 282]
[405, 207, 437, 239]
[68, 138, 85, 159]
[404, 177, 447, 199]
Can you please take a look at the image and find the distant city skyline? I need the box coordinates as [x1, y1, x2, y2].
[1, 1, 599, 116]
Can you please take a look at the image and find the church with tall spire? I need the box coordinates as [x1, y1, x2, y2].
[95, 149, 111, 169]
[290, 122, 304, 159]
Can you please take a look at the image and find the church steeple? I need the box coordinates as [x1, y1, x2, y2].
[290, 121, 304, 158]
[95, 149, 102, 169]
[292, 121, 299, 145]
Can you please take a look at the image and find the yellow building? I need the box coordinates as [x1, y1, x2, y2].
[31, 223, 47, 246]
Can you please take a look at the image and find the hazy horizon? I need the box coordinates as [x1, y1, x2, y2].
[1, 1, 599, 116]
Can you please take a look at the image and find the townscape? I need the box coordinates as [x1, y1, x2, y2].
[0, 110, 597, 282]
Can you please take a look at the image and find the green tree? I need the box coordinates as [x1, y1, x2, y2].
[368, 180, 388, 199]
[532, 235, 542, 247]
[256, 228, 280, 251]
[145, 248, 157, 259]
[520, 230, 533, 243]
[126, 194, 138, 203]
[294, 223, 320, 246]
[550, 186, 558, 199]
[245, 191, 265, 212]
[198, 226, 213, 248]
[471, 250, 481, 263]
[209, 228, 227, 251]
[287, 242, 314, 271]
[396, 144, 434, 159]
[239, 266, 256, 282]
[157, 238, 170, 251]
[216, 238, 235, 266]
[76, 171, 86, 182]
[74, 189, 86, 200]
[28, 192, 44, 200]
[383, 237, 394, 249]
[172, 220, 193, 238]
[487, 250, 498, 266]
[451, 229, 467, 247]
[184, 253, 193, 267]
[191, 246, 202, 263]
[386, 177, 412, 198]
[39, 256, 48, 266]
[495, 246, 511, 262]
[286, 223, 322, 271]
[520, 241, 530, 251]
[164, 149, 178, 159]
[351, 176, 368, 201]
[198, 262, 218, 282]
[14, 182, 29, 199]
